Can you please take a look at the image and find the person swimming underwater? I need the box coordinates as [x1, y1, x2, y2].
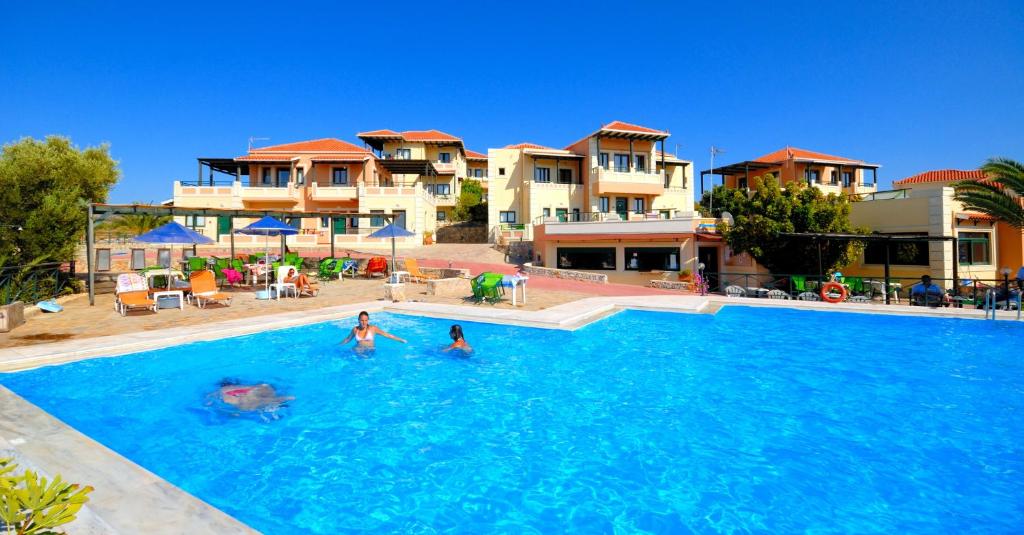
[214, 380, 294, 412]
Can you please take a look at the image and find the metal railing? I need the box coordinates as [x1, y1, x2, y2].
[0, 262, 76, 305]
[533, 211, 670, 225]
[849, 189, 910, 201]
[179, 179, 237, 187]
[703, 271, 1018, 308]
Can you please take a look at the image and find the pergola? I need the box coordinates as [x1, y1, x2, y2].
[779, 232, 958, 305]
[523, 150, 584, 184]
[700, 160, 880, 193]
[85, 203, 397, 306]
[195, 158, 249, 186]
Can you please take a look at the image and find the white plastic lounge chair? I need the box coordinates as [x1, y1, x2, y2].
[725, 285, 747, 298]
[270, 266, 298, 299]
[796, 291, 820, 301]
[848, 295, 871, 303]
[766, 289, 790, 300]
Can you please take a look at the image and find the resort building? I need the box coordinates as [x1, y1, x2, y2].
[490, 121, 710, 283]
[175, 138, 437, 250]
[356, 129, 468, 225]
[701, 147, 880, 195]
[842, 169, 1022, 285]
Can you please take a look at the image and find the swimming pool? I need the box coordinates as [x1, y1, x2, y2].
[2, 307, 1022, 533]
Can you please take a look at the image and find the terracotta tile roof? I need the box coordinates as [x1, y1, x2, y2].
[505, 142, 557, 150]
[465, 149, 488, 160]
[957, 212, 998, 221]
[357, 129, 462, 143]
[601, 120, 668, 135]
[309, 155, 370, 162]
[893, 169, 988, 185]
[234, 154, 297, 162]
[754, 147, 865, 164]
[250, 138, 368, 153]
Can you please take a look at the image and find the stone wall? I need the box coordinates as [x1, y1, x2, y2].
[649, 280, 690, 291]
[521, 265, 608, 284]
[436, 223, 488, 244]
[427, 278, 471, 297]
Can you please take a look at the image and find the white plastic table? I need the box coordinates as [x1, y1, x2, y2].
[150, 290, 184, 310]
[145, 269, 185, 290]
[501, 275, 528, 306]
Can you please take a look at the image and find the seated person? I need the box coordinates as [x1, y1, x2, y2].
[283, 267, 318, 294]
[214, 380, 294, 412]
[910, 275, 948, 307]
[444, 324, 472, 353]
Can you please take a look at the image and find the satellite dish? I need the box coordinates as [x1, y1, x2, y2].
[720, 211, 735, 226]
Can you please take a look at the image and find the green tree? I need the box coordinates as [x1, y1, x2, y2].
[953, 158, 1024, 227]
[0, 136, 120, 265]
[453, 178, 487, 222]
[724, 176, 866, 274]
[699, 185, 749, 218]
[96, 210, 171, 238]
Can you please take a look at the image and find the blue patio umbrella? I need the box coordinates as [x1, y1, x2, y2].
[134, 221, 214, 290]
[235, 216, 299, 298]
[368, 223, 415, 283]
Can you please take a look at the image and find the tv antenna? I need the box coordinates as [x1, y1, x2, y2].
[248, 137, 270, 151]
[708, 146, 726, 213]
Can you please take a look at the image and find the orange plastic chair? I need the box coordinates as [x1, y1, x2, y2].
[189, 270, 233, 308]
[365, 257, 388, 278]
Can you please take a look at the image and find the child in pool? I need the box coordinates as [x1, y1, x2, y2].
[444, 324, 471, 353]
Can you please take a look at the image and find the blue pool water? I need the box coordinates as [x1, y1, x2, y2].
[2, 307, 1023, 533]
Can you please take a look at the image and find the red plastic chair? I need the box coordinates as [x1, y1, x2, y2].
[365, 257, 388, 278]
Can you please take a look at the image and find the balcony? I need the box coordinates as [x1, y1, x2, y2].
[309, 182, 358, 201]
[434, 194, 456, 206]
[240, 183, 300, 203]
[591, 167, 665, 195]
[535, 211, 703, 237]
[432, 161, 456, 174]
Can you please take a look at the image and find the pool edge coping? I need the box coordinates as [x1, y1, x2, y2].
[0, 386, 257, 535]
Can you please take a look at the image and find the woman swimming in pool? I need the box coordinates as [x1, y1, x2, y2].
[341, 311, 407, 348]
[214, 380, 294, 412]
[443, 324, 471, 354]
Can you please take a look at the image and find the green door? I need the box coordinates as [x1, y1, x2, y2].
[332, 217, 346, 235]
[555, 208, 568, 222]
[217, 216, 231, 238]
[615, 197, 628, 219]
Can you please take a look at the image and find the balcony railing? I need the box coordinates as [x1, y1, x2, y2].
[533, 211, 691, 225]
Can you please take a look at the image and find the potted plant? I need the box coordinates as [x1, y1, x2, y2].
[677, 268, 692, 282]
[423, 230, 434, 245]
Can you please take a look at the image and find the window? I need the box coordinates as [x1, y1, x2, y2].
[842, 171, 854, 187]
[738, 177, 748, 189]
[830, 170, 838, 185]
[572, 208, 580, 221]
[157, 248, 171, 268]
[958, 232, 991, 265]
[542, 208, 551, 219]
[498, 167, 506, 176]
[433, 184, 451, 196]
[396, 148, 411, 160]
[184, 215, 205, 228]
[557, 247, 616, 270]
[634, 155, 646, 172]
[499, 211, 516, 224]
[614, 154, 630, 172]
[473, 169, 483, 178]
[534, 167, 551, 182]
[393, 210, 407, 229]
[320, 217, 330, 228]
[296, 168, 305, 185]
[96, 249, 111, 271]
[599, 197, 610, 213]
[261, 168, 272, 185]
[276, 167, 290, 187]
[437, 210, 446, 221]
[348, 217, 359, 229]
[864, 235, 930, 266]
[805, 169, 820, 184]
[130, 249, 145, 270]
[624, 247, 681, 271]
[370, 210, 385, 227]
[599, 153, 609, 169]
[332, 167, 349, 185]
[633, 198, 646, 213]
[558, 168, 572, 184]
[438, 152, 451, 163]
[659, 210, 672, 219]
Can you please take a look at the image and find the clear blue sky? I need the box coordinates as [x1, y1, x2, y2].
[2, 1, 1021, 203]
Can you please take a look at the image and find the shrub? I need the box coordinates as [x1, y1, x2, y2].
[0, 457, 94, 534]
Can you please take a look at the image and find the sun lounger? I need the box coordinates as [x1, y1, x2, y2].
[114, 273, 157, 316]
[365, 257, 388, 278]
[404, 258, 437, 283]
[725, 285, 747, 298]
[189, 270, 233, 308]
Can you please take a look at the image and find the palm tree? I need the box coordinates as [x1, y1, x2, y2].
[954, 158, 1024, 227]
[97, 212, 172, 237]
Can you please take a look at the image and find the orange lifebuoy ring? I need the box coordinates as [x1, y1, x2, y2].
[820, 282, 848, 303]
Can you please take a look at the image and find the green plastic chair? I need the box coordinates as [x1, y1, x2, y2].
[317, 258, 336, 280]
[248, 254, 260, 264]
[791, 275, 806, 293]
[471, 272, 504, 303]
[845, 276, 864, 294]
[284, 252, 301, 269]
[187, 256, 206, 274]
